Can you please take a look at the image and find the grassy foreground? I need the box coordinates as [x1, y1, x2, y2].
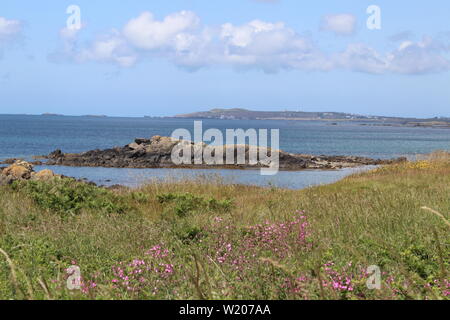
[0, 153, 449, 300]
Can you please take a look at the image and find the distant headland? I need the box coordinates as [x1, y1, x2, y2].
[174, 108, 450, 128]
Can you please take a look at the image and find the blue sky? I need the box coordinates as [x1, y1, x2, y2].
[0, 0, 449, 117]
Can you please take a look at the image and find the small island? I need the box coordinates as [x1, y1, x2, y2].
[35, 135, 406, 171]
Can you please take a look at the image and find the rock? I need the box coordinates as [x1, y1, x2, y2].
[128, 142, 144, 151]
[0, 158, 23, 165]
[40, 135, 406, 171]
[48, 149, 64, 159]
[0, 160, 62, 185]
[135, 138, 152, 145]
[31, 169, 59, 181]
[0, 160, 88, 188]
[145, 136, 179, 154]
[2, 160, 34, 179]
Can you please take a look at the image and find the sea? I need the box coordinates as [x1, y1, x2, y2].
[0, 114, 449, 189]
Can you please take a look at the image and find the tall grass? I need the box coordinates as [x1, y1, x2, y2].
[0, 153, 448, 300]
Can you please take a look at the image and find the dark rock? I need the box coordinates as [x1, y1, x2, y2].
[135, 138, 152, 145]
[48, 149, 64, 159]
[0, 158, 23, 165]
[39, 135, 405, 171]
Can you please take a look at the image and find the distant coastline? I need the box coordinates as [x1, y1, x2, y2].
[174, 108, 450, 128]
[1, 109, 449, 128]
[175, 108, 446, 119]
[41, 113, 108, 118]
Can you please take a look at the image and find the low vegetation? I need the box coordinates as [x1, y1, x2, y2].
[0, 152, 448, 300]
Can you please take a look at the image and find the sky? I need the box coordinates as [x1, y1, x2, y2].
[0, 0, 449, 118]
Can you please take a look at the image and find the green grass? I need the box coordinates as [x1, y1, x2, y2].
[0, 153, 448, 300]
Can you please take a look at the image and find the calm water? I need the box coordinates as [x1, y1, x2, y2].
[33, 165, 374, 189]
[1, 115, 449, 188]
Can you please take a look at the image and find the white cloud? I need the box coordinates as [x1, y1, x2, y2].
[167, 19, 331, 72]
[50, 26, 137, 67]
[336, 37, 450, 74]
[216, 20, 331, 72]
[321, 14, 357, 35]
[221, 20, 286, 48]
[59, 25, 82, 41]
[50, 10, 450, 75]
[0, 16, 22, 41]
[123, 11, 200, 50]
[335, 43, 388, 74]
[78, 35, 137, 67]
[0, 16, 23, 59]
[387, 36, 450, 74]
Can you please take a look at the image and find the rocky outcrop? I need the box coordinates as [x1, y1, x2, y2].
[1, 160, 34, 180]
[0, 160, 61, 186]
[0, 158, 43, 166]
[40, 135, 407, 171]
[32, 169, 59, 181]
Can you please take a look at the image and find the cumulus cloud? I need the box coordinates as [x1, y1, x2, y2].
[77, 34, 137, 67]
[123, 11, 200, 50]
[217, 20, 331, 72]
[49, 26, 137, 67]
[321, 14, 357, 36]
[50, 10, 450, 75]
[335, 43, 388, 74]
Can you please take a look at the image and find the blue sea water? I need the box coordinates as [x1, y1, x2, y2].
[0, 115, 449, 188]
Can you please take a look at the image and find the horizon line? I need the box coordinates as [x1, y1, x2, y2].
[0, 110, 449, 120]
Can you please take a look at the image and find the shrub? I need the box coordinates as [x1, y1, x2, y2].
[10, 179, 129, 215]
[157, 192, 232, 217]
